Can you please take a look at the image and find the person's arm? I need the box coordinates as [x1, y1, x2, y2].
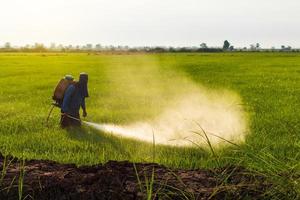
[81, 98, 87, 117]
[61, 85, 75, 113]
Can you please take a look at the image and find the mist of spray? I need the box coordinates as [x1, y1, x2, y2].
[87, 56, 248, 147]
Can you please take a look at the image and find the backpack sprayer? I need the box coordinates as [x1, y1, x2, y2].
[46, 75, 77, 126]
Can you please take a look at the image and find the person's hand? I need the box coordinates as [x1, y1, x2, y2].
[83, 110, 87, 118]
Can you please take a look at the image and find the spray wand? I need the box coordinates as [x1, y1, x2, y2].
[46, 103, 89, 127]
[61, 113, 88, 124]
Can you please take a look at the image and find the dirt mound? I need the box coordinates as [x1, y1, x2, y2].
[0, 154, 270, 199]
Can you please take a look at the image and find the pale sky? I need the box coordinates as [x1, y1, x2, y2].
[1, 0, 300, 48]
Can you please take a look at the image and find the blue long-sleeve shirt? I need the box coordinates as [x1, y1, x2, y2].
[61, 84, 86, 116]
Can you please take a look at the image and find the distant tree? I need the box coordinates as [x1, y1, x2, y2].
[117, 45, 123, 50]
[169, 47, 176, 52]
[281, 45, 292, 51]
[21, 44, 31, 51]
[95, 44, 102, 50]
[250, 44, 256, 51]
[256, 43, 260, 49]
[223, 40, 230, 50]
[50, 43, 56, 50]
[229, 46, 234, 51]
[109, 45, 115, 51]
[67, 45, 73, 50]
[33, 43, 46, 52]
[4, 42, 11, 49]
[86, 44, 93, 50]
[200, 43, 208, 49]
[57, 44, 64, 51]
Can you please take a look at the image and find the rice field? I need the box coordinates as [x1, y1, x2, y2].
[0, 53, 299, 197]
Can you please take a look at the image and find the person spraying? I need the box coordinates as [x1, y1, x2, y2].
[60, 73, 89, 128]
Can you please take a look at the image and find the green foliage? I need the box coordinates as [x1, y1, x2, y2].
[223, 40, 230, 49]
[0, 53, 299, 197]
[18, 158, 25, 200]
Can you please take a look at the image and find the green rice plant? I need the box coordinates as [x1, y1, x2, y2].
[18, 158, 25, 200]
[0, 155, 9, 186]
[155, 170, 196, 200]
[133, 132, 156, 199]
[1, 175, 16, 195]
[133, 163, 156, 200]
[0, 52, 299, 169]
[190, 127, 300, 199]
[152, 130, 156, 163]
[0, 155, 15, 193]
[144, 168, 155, 200]
[157, 185, 195, 200]
[0, 52, 299, 198]
[101, 147, 106, 163]
[133, 163, 143, 193]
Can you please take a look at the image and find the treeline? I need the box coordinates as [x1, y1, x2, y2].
[0, 41, 299, 53]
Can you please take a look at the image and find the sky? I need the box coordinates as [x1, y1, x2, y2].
[1, 0, 300, 48]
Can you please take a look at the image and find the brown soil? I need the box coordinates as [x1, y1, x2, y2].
[0, 154, 270, 200]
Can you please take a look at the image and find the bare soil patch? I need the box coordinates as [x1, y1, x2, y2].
[0, 154, 270, 199]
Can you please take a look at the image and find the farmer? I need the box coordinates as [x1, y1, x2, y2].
[60, 72, 89, 128]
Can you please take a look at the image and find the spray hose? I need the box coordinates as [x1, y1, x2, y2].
[46, 103, 87, 127]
